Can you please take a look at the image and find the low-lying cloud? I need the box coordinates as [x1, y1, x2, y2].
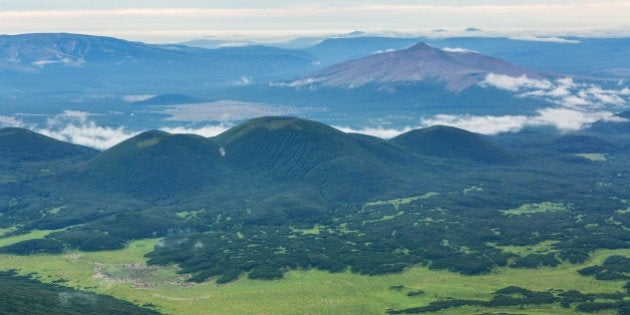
[420, 109, 623, 135]
[442, 47, 479, 53]
[334, 125, 413, 139]
[0, 115, 26, 128]
[160, 125, 230, 138]
[509, 36, 581, 44]
[33, 111, 138, 150]
[481, 74, 629, 109]
[161, 100, 325, 122]
[1, 110, 233, 150]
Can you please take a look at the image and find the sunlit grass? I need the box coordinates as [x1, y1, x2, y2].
[0, 235, 627, 314]
[575, 153, 607, 161]
[490, 240, 559, 256]
[502, 202, 568, 215]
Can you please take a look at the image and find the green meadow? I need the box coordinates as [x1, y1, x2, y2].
[0, 230, 627, 314]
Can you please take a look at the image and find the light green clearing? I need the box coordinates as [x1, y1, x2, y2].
[290, 224, 321, 235]
[0, 234, 627, 315]
[0, 227, 17, 237]
[176, 209, 205, 220]
[575, 153, 607, 161]
[362, 211, 405, 225]
[41, 206, 64, 217]
[363, 192, 438, 210]
[463, 185, 484, 194]
[136, 137, 161, 148]
[0, 229, 57, 247]
[502, 202, 568, 216]
[489, 240, 560, 256]
[617, 207, 630, 214]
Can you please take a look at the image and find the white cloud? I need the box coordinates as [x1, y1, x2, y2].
[160, 125, 231, 137]
[162, 100, 325, 121]
[372, 48, 396, 54]
[230, 76, 253, 86]
[122, 94, 156, 102]
[442, 47, 479, 53]
[3, 3, 629, 43]
[35, 112, 138, 150]
[419, 108, 621, 135]
[420, 114, 529, 135]
[480, 73, 553, 92]
[0, 115, 26, 128]
[334, 125, 413, 139]
[481, 74, 630, 110]
[26, 110, 234, 150]
[509, 36, 580, 44]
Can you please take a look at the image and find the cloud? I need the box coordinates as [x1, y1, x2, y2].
[162, 100, 325, 121]
[0, 115, 26, 128]
[334, 126, 413, 139]
[481, 74, 630, 109]
[2, 3, 630, 43]
[35, 111, 138, 150]
[160, 125, 231, 137]
[480, 74, 553, 92]
[420, 114, 529, 135]
[230, 76, 253, 86]
[23, 110, 235, 150]
[372, 48, 396, 54]
[419, 108, 622, 135]
[509, 36, 580, 44]
[442, 47, 479, 53]
[122, 94, 156, 102]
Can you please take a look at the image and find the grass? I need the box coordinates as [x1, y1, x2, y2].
[0, 235, 628, 314]
[575, 153, 607, 161]
[489, 240, 559, 256]
[363, 192, 439, 211]
[502, 202, 568, 216]
[0, 229, 57, 247]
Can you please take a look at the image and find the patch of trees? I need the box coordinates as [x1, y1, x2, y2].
[578, 255, 630, 281]
[387, 286, 629, 314]
[0, 270, 159, 315]
[0, 239, 65, 255]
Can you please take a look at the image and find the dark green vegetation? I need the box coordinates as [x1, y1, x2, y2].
[2, 116, 630, 313]
[578, 255, 630, 281]
[387, 285, 630, 314]
[0, 270, 159, 314]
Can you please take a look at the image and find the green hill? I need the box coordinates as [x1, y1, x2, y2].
[81, 130, 222, 198]
[554, 135, 616, 153]
[0, 127, 98, 162]
[391, 125, 509, 163]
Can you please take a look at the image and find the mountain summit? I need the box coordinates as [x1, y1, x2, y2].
[288, 42, 548, 91]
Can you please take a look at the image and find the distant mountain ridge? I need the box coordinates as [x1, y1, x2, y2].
[288, 42, 550, 92]
[0, 33, 318, 94]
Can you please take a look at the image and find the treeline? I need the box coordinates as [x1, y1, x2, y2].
[0, 270, 160, 314]
[387, 286, 629, 314]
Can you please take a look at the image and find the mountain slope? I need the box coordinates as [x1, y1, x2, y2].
[391, 125, 509, 163]
[0, 127, 98, 162]
[0, 33, 318, 94]
[81, 130, 223, 198]
[214, 117, 413, 202]
[290, 42, 549, 92]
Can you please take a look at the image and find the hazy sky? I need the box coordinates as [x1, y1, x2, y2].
[1, 1, 628, 42]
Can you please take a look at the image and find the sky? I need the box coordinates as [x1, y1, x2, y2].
[1, 1, 629, 43]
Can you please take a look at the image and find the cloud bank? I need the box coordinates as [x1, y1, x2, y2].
[2, 2, 630, 42]
[480, 74, 629, 109]
[161, 100, 325, 122]
[0, 110, 233, 150]
[509, 36, 581, 44]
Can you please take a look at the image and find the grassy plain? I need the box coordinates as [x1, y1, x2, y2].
[0, 231, 627, 314]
